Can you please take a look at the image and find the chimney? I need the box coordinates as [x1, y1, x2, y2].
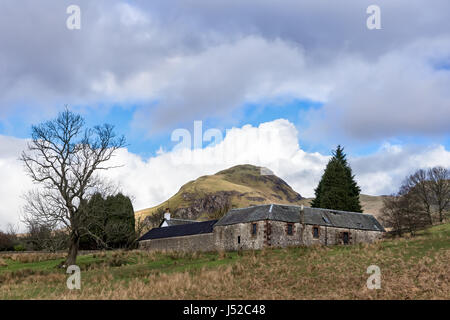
[164, 208, 171, 221]
[300, 205, 305, 224]
[300, 205, 305, 245]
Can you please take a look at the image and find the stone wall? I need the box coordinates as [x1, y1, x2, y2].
[301, 224, 382, 246]
[213, 220, 383, 251]
[139, 233, 215, 252]
[214, 221, 266, 251]
[214, 220, 303, 251]
[139, 220, 384, 252]
[268, 221, 302, 247]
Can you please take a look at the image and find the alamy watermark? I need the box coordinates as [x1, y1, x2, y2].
[66, 265, 81, 290]
[66, 5, 81, 30]
[367, 5, 381, 30]
[366, 265, 381, 290]
[170, 120, 279, 175]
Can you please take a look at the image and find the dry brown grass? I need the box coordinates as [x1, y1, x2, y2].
[4, 244, 447, 300]
[1, 224, 449, 300]
[43, 250, 449, 300]
[0, 258, 8, 267]
[1, 252, 65, 263]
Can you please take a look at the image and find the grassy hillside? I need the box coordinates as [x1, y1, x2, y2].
[135, 164, 305, 222]
[299, 194, 387, 218]
[1, 223, 448, 299]
[135, 164, 386, 224]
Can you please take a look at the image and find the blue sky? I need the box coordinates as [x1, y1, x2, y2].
[1, 99, 448, 159]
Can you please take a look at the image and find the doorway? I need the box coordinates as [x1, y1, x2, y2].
[343, 232, 349, 245]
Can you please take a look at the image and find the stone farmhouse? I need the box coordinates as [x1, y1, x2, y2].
[138, 204, 385, 252]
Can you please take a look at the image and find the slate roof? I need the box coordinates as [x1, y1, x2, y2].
[158, 218, 198, 228]
[215, 204, 385, 232]
[139, 220, 218, 241]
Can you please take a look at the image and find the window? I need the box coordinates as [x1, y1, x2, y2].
[313, 226, 319, 239]
[287, 223, 293, 236]
[238, 236, 241, 244]
[251, 223, 257, 236]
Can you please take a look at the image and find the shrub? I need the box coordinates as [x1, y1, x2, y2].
[0, 231, 16, 251]
[13, 244, 26, 252]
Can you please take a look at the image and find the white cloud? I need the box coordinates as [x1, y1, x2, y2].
[1, 120, 450, 231]
[0, 136, 33, 230]
[104, 119, 327, 209]
[301, 37, 450, 142]
[98, 119, 450, 210]
[100, 36, 332, 132]
[352, 143, 450, 195]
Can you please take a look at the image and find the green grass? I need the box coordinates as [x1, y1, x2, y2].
[0, 251, 241, 281]
[1, 222, 449, 300]
[0, 250, 244, 299]
[1, 258, 62, 272]
[0, 254, 103, 273]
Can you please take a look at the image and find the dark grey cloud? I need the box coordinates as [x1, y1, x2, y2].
[301, 37, 450, 142]
[0, 0, 208, 117]
[0, 0, 449, 140]
[134, 0, 450, 60]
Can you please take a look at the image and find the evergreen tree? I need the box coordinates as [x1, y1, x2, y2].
[79, 193, 135, 249]
[105, 193, 136, 248]
[311, 145, 362, 212]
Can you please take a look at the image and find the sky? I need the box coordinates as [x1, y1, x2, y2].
[1, 0, 450, 229]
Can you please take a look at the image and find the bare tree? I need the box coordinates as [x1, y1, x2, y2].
[381, 195, 404, 237]
[21, 108, 126, 266]
[397, 184, 428, 236]
[23, 219, 67, 252]
[381, 183, 429, 237]
[132, 216, 152, 248]
[428, 167, 450, 223]
[404, 169, 433, 225]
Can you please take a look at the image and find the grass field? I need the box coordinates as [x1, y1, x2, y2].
[0, 223, 449, 300]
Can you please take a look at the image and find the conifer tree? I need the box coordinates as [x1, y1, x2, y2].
[80, 193, 135, 249]
[311, 145, 362, 212]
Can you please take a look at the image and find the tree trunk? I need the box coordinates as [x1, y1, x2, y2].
[425, 205, 433, 226]
[64, 232, 80, 267]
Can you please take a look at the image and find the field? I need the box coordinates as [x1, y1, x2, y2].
[0, 223, 449, 300]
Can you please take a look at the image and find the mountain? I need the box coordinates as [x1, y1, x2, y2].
[135, 164, 308, 226]
[135, 164, 386, 227]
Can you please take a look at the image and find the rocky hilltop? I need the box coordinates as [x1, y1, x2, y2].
[135, 164, 307, 227]
[135, 164, 386, 228]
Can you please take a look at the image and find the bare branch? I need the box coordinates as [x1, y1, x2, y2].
[20, 108, 126, 266]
